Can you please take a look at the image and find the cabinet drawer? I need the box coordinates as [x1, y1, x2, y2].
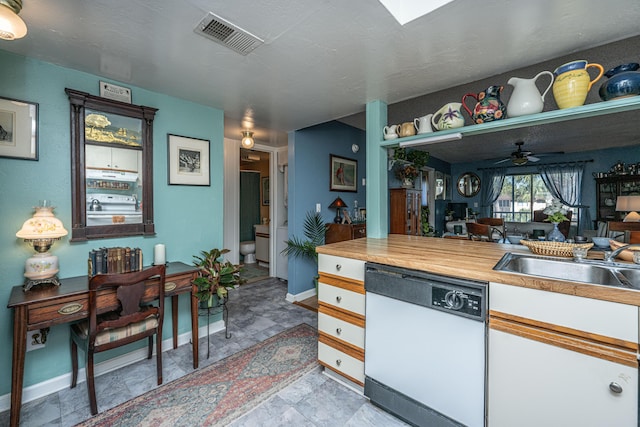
[318, 282, 365, 315]
[318, 342, 365, 385]
[318, 312, 364, 348]
[490, 282, 638, 343]
[28, 295, 88, 328]
[318, 254, 365, 281]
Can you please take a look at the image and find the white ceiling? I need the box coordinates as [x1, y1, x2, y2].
[4, 0, 640, 158]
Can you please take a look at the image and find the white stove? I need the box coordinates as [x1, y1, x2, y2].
[86, 193, 142, 225]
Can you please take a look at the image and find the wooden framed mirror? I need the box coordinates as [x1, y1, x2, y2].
[457, 172, 481, 197]
[66, 88, 158, 241]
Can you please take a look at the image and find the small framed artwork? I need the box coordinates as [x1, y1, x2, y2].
[262, 177, 270, 206]
[0, 96, 38, 160]
[167, 134, 210, 186]
[330, 154, 357, 192]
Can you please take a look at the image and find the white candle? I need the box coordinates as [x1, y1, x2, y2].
[154, 244, 166, 265]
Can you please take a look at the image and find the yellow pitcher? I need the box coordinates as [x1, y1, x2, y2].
[552, 60, 604, 109]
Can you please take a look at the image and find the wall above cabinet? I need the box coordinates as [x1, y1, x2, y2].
[381, 96, 640, 164]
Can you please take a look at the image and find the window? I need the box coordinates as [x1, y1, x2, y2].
[493, 174, 553, 222]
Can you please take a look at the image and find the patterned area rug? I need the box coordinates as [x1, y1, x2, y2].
[76, 323, 318, 427]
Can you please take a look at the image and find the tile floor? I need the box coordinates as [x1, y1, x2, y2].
[0, 278, 408, 427]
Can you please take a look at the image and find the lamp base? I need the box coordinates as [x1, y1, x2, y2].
[23, 275, 61, 292]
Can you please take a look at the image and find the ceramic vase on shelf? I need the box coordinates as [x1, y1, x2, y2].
[547, 223, 565, 242]
[552, 60, 604, 109]
[506, 71, 554, 117]
[462, 85, 506, 124]
[598, 63, 640, 101]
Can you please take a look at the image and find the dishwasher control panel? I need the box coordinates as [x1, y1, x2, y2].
[431, 286, 483, 318]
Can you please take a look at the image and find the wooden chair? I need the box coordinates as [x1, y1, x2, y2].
[70, 265, 166, 415]
[477, 217, 505, 241]
[533, 210, 573, 238]
[630, 231, 640, 244]
[607, 221, 640, 243]
[466, 222, 494, 242]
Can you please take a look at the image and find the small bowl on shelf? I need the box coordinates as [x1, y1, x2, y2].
[506, 235, 524, 245]
[591, 237, 611, 248]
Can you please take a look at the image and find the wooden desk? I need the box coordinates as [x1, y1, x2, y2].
[7, 261, 200, 427]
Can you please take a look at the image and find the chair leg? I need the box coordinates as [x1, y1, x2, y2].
[70, 338, 78, 388]
[156, 333, 163, 385]
[147, 335, 153, 359]
[87, 352, 98, 415]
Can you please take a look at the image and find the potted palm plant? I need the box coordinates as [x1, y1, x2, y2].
[192, 248, 245, 308]
[282, 211, 326, 288]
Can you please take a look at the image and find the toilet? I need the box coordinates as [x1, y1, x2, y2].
[239, 241, 256, 264]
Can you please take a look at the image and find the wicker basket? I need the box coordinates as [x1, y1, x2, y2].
[519, 240, 594, 257]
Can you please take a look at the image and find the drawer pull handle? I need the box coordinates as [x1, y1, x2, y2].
[336, 327, 342, 335]
[58, 303, 83, 315]
[336, 359, 342, 366]
[609, 382, 623, 394]
[165, 282, 177, 292]
[336, 264, 342, 271]
[336, 296, 342, 303]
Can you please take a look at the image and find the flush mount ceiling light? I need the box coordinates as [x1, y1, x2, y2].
[0, 0, 27, 40]
[378, 0, 454, 25]
[241, 131, 254, 149]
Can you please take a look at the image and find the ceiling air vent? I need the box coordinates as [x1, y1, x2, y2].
[195, 12, 264, 55]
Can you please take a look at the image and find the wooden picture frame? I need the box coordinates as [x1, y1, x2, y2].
[330, 154, 357, 192]
[262, 176, 270, 205]
[167, 134, 210, 186]
[0, 96, 38, 160]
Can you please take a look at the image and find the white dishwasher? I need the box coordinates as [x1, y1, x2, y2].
[364, 263, 487, 427]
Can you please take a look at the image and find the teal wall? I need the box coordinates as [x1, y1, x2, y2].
[0, 50, 224, 394]
[288, 121, 366, 294]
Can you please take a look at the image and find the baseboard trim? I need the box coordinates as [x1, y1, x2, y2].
[285, 287, 317, 303]
[0, 320, 224, 412]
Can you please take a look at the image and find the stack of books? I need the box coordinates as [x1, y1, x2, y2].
[88, 247, 143, 276]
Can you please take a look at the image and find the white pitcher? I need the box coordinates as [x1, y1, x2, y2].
[507, 71, 554, 117]
[413, 114, 434, 134]
[383, 124, 399, 140]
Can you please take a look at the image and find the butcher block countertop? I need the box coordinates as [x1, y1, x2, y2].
[316, 235, 640, 307]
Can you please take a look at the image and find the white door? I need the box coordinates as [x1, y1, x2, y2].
[488, 328, 638, 427]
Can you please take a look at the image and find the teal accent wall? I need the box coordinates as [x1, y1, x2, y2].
[288, 121, 366, 295]
[0, 50, 224, 394]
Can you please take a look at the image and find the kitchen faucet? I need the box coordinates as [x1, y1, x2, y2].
[603, 243, 640, 262]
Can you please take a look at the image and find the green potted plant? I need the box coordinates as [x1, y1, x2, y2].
[192, 248, 245, 308]
[282, 210, 326, 288]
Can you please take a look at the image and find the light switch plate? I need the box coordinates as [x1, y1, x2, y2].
[316, 203, 321, 213]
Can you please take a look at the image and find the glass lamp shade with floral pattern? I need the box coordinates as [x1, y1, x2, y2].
[16, 202, 68, 288]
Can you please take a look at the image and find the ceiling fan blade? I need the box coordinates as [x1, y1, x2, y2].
[534, 151, 565, 157]
[493, 158, 511, 164]
[527, 155, 541, 162]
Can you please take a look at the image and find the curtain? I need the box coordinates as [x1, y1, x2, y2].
[480, 168, 506, 217]
[538, 162, 591, 234]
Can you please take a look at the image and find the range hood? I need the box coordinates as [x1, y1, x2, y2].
[86, 168, 138, 182]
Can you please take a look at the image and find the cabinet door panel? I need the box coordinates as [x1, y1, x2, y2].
[489, 328, 637, 427]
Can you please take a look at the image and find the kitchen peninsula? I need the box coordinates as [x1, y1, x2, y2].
[316, 235, 639, 427]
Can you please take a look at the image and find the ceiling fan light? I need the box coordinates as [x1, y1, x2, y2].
[512, 157, 528, 166]
[0, 1, 27, 40]
[241, 130, 254, 149]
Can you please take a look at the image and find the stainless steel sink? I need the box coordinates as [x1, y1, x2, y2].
[493, 253, 640, 289]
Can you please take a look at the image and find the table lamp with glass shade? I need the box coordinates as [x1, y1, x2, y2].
[16, 201, 68, 291]
[616, 195, 640, 222]
[329, 197, 347, 223]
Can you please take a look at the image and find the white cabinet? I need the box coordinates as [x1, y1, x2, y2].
[488, 282, 638, 427]
[254, 224, 269, 264]
[317, 254, 365, 387]
[86, 145, 139, 172]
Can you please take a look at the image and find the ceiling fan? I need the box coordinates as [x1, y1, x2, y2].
[493, 141, 562, 166]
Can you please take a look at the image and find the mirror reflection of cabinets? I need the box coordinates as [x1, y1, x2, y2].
[66, 88, 158, 241]
[457, 172, 481, 197]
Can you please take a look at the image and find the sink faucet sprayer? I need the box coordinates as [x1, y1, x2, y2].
[604, 243, 640, 262]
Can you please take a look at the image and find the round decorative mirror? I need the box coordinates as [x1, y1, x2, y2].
[457, 172, 481, 197]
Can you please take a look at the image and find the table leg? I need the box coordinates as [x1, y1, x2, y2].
[190, 287, 199, 369]
[10, 306, 27, 427]
[171, 295, 178, 349]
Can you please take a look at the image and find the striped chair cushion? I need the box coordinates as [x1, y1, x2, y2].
[75, 315, 158, 346]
